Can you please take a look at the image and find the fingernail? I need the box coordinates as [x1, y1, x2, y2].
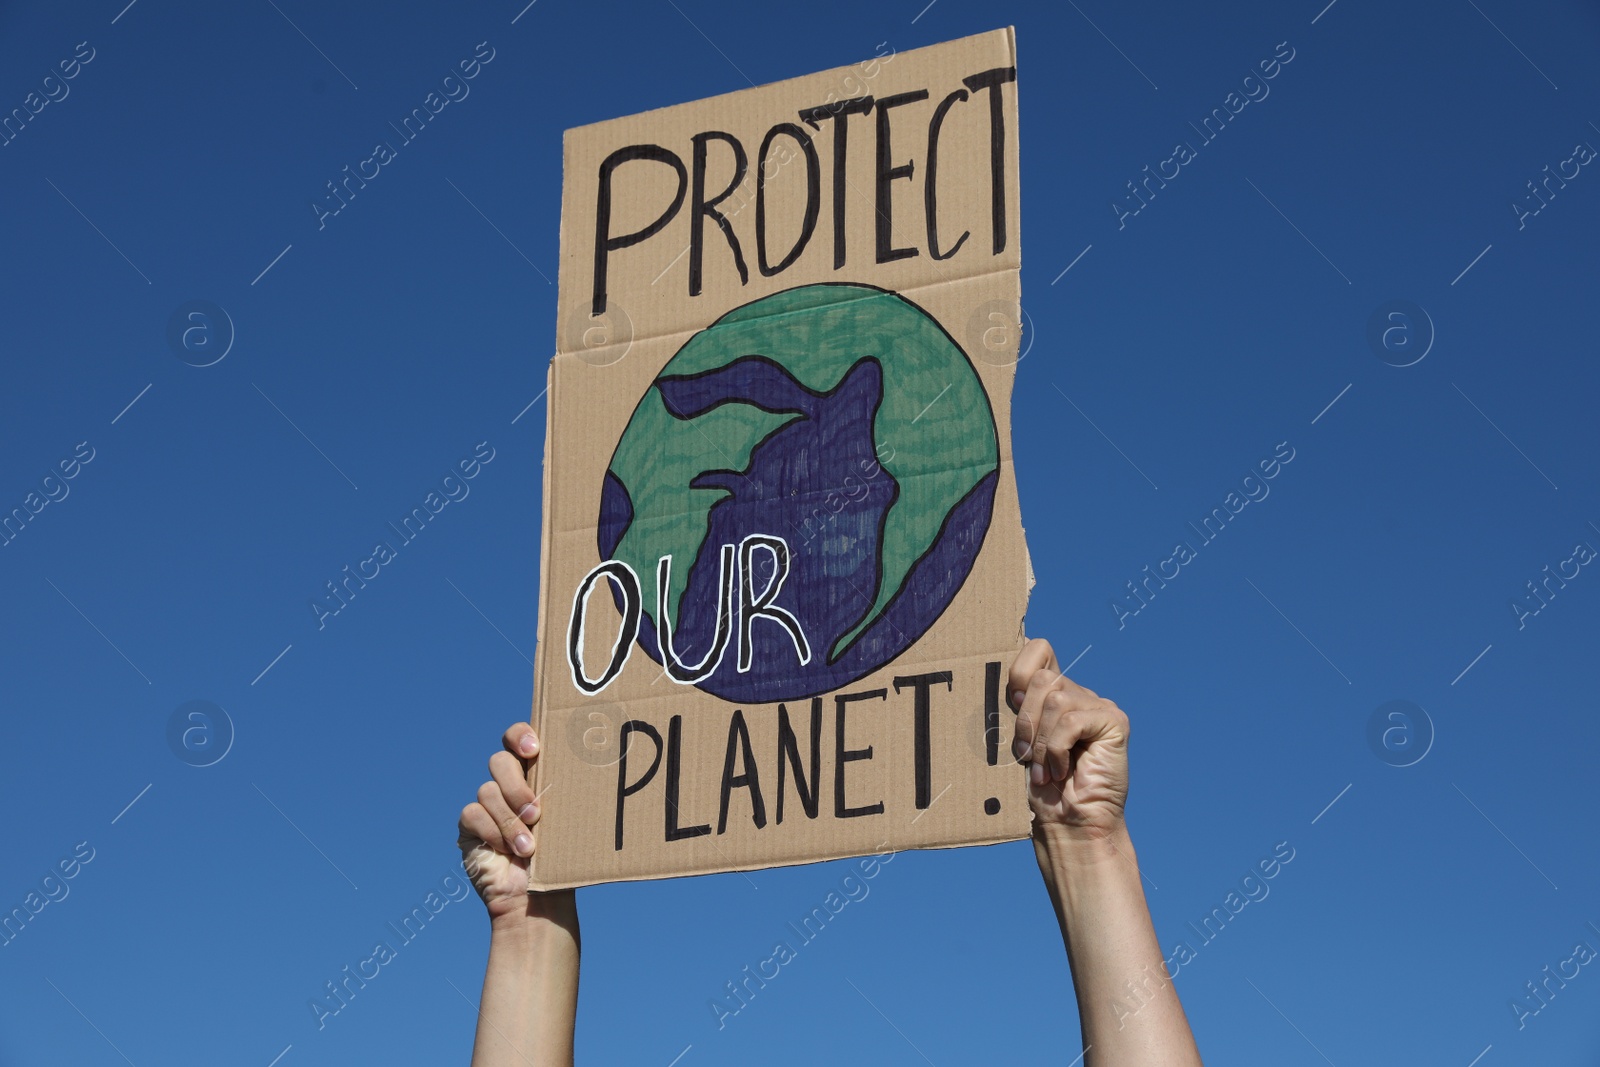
[1029, 763, 1045, 787]
[518, 802, 539, 823]
[1010, 690, 1025, 709]
[1013, 739, 1030, 761]
[513, 833, 532, 856]
[519, 733, 538, 756]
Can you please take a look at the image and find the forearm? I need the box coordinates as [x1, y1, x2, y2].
[472, 897, 581, 1067]
[1035, 824, 1201, 1067]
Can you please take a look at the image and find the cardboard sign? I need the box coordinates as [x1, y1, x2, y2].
[530, 28, 1028, 888]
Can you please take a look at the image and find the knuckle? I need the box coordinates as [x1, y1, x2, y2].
[477, 781, 500, 807]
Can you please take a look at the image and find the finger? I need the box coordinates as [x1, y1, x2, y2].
[1032, 689, 1073, 785]
[503, 722, 540, 760]
[1012, 662, 1068, 762]
[1043, 703, 1130, 781]
[478, 780, 534, 858]
[459, 801, 504, 854]
[1007, 638, 1059, 710]
[489, 750, 540, 825]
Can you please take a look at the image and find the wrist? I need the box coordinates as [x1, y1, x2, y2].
[1032, 821, 1153, 957]
[1032, 820, 1141, 902]
[1032, 819, 1133, 869]
[488, 891, 579, 942]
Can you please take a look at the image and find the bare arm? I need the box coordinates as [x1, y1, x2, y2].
[1011, 639, 1202, 1066]
[458, 723, 581, 1067]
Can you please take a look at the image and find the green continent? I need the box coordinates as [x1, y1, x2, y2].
[607, 386, 798, 624]
[660, 284, 999, 661]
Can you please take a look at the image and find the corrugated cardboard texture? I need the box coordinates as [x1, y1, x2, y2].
[531, 28, 1028, 889]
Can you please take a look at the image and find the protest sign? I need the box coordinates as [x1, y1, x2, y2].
[531, 28, 1029, 888]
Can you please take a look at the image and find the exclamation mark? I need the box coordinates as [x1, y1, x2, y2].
[983, 660, 1003, 814]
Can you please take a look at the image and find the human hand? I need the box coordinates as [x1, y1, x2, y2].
[457, 722, 573, 927]
[459, 724, 581, 1067]
[1009, 638, 1131, 846]
[1009, 640, 1202, 1065]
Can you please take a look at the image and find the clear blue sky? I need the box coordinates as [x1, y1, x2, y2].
[2, 0, 1597, 1064]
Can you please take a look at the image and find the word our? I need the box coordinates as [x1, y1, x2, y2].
[566, 534, 810, 695]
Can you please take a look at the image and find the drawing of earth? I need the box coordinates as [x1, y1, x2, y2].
[598, 283, 999, 704]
